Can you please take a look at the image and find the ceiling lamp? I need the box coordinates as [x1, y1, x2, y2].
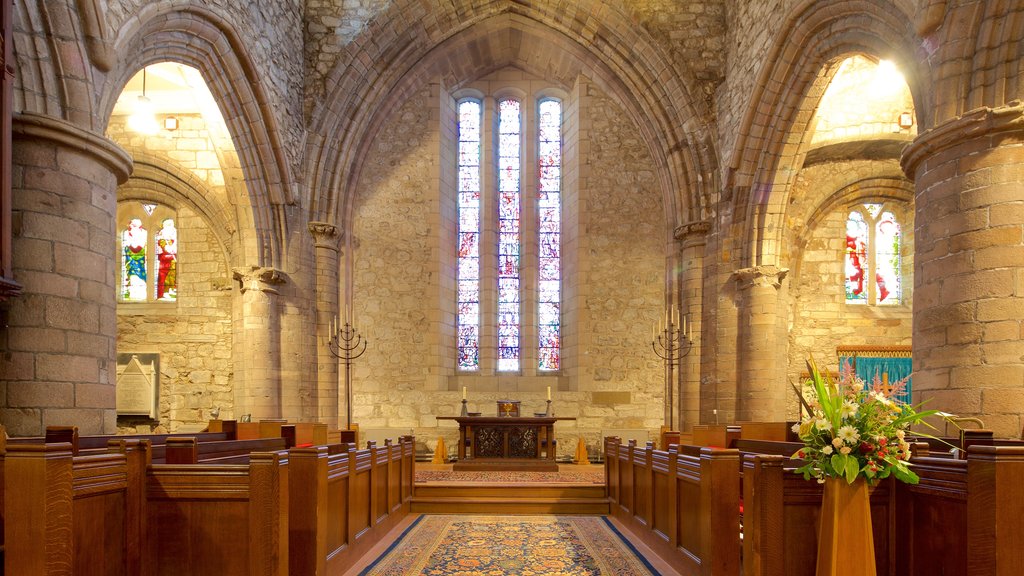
[127, 67, 159, 135]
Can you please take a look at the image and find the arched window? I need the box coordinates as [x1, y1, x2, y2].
[455, 93, 563, 373]
[845, 203, 901, 306]
[118, 201, 178, 302]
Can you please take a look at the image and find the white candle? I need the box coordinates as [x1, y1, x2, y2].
[462, 386, 467, 400]
[682, 316, 687, 339]
[547, 386, 551, 400]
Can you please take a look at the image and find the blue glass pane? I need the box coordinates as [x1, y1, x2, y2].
[538, 302, 559, 322]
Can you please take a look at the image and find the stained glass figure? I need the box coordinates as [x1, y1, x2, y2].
[497, 99, 521, 371]
[154, 218, 178, 301]
[537, 100, 561, 370]
[875, 211, 901, 305]
[457, 100, 482, 370]
[121, 218, 148, 301]
[845, 211, 868, 303]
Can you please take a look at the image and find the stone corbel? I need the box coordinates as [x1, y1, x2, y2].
[914, 0, 947, 37]
[674, 220, 711, 248]
[232, 266, 285, 294]
[732, 265, 789, 291]
[307, 221, 340, 251]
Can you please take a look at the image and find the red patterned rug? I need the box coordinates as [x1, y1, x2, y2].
[415, 469, 604, 484]
[358, 515, 660, 575]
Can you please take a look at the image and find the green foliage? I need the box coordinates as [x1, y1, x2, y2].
[791, 357, 948, 486]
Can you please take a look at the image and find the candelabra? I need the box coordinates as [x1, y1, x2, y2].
[327, 318, 367, 427]
[652, 307, 693, 430]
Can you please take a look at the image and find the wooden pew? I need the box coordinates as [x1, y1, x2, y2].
[605, 437, 740, 576]
[4, 439, 149, 576]
[145, 451, 289, 576]
[289, 436, 416, 575]
[741, 445, 1024, 576]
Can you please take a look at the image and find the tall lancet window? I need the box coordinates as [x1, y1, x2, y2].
[537, 100, 561, 371]
[497, 99, 522, 372]
[457, 100, 482, 370]
[119, 201, 178, 303]
[454, 89, 564, 374]
[845, 203, 902, 306]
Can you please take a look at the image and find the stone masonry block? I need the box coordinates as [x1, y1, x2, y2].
[36, 353, 99, 383]
[45, 297, 100, 333]
[74, 383, 115, 409]
[8, 381, 74, 408]
[0, 408, 43, 437]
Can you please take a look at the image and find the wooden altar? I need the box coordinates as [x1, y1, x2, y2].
[437, 416, 575, 471]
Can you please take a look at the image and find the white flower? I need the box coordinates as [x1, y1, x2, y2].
[837, 425, 860, 444]
[822, 445, 834, 455]
[839, 446, 852, 455]
[896, 429, 906, 440]
[840, 400, 858, 419]
[791, 422, 801, 433]
[816, 418, 832, 431]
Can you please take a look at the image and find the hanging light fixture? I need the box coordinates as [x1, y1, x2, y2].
[128, 66, 159, 135]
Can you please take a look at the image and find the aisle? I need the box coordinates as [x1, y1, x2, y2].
[343, 514, 681, 576]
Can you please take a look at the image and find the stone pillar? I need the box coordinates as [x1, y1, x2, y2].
[732, 265, 789, 422]
[901, 103, 1024, 438]
[308, 221, 340, 428]
[0, 113, 132, 435]
[231, 265, 284, 420]
[675, 220, 709, 431]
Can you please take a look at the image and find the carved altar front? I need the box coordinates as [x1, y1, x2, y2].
[437, 416, 574, 471]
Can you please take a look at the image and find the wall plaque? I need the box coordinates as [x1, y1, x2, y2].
[116, 353, 159, 419]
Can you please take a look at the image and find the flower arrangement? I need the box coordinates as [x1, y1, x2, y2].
[791, 357, 941, 485]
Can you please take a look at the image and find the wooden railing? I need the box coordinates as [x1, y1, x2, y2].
[605, 437, 740, 576]
[4, 434, 417, 576]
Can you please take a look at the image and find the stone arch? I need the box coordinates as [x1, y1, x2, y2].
[119, 152, 235, 266]
[11, 0, 96, 126]
[727, 0, 927, 269]
[99, 3, 293, 268]
[931, 0, 1024, 119]
[790, 175, 914, 282]
[306, 0, 719, 239]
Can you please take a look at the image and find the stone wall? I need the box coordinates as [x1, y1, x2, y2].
[116, 207, 234, 432]
[784, 160, 914, 414]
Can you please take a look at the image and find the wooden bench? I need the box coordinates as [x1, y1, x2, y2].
[289, 437, 416, 575]
[605, 437, 740, 576]
[741, 444, 1024, 576]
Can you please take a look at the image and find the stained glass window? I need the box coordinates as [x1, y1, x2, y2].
[845, 205, 902, 306]
[537, 100, 561, 371]
[457, 100, 482, 370]
[122, 218, 149, 301]
[119, 201, 179, 303]
[875, 211, 901, 305]
[154, 218, 178, 301]
[497, 99, 521, 372]
[845, 211, 868, 303]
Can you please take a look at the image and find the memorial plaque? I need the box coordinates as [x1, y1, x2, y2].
[116, 353, 159, 419]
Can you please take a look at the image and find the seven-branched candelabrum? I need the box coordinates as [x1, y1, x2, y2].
[791, 357, 949, 485]
[327, 320, 367, 427]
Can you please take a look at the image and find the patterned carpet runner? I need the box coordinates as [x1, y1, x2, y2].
[415, 469, 604, 484]
[359, 515, 661, 576]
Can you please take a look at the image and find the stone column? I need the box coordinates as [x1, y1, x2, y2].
[675, 220, 709, 431]
[0, 113, 132, 435]
[732, 265, 789, 422]
[308, 221, 340, 428]
[231, 265, 284, 420]
[901, 103, 1024, 438]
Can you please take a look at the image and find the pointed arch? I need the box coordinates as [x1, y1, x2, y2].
[306, 0, 719, 241]
[726, 0, 927, 269]
[99, 3, 293, 268]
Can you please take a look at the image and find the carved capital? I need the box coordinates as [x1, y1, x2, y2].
[732, 265, 789, 291]
[674, 220, 711, 247]
[307, 221, 340, 251]
[902, 102, 1024, 177]
[232, 266, 285, 294]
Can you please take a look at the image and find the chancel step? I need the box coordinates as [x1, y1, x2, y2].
[411, 483, 609, 514]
